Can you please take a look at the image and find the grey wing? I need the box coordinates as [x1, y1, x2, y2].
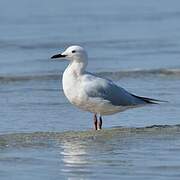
[83, 74, 145, 106]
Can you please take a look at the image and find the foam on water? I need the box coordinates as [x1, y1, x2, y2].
[1, 125, 180, 179]
[1, 124, 180, 149]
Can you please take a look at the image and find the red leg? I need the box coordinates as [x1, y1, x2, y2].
[98, 116, 102, 130]
[94, 114, 98, 130]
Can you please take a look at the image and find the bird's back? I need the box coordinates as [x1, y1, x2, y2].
[82, 72, 147, 107]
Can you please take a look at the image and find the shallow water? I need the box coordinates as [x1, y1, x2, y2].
[0, 0, 180, 179]
[1, 126, 180, 180]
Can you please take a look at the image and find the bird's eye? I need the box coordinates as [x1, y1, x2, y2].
[72, 50, 76, 53]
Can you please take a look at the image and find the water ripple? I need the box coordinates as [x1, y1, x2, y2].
[1, 124, 180, 149]
[0, 68, 180, 83]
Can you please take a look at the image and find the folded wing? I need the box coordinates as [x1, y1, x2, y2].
[83, 74, 150, 107]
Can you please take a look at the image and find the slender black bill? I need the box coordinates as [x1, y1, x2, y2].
[51, 54, 66, 59]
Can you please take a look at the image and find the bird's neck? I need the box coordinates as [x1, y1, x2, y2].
[66, 60, 87, 76]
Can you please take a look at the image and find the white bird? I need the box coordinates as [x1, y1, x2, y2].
[51, 45, 161, 130]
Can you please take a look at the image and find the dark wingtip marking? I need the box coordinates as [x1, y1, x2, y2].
[131, 94, 168, 104]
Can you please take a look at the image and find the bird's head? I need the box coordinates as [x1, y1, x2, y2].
[51, 45, 88, 62]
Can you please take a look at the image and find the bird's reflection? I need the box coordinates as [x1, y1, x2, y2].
[59, 138, 93, 179]
[57, 132, 131, 178]
[60, 140, 88, 166]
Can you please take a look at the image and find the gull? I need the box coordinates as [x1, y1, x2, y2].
[51, 45, 161, 130]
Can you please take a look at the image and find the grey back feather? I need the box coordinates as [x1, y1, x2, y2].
[83, 74, 145, 106]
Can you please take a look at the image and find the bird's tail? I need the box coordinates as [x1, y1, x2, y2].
[131, 94, 167, 104]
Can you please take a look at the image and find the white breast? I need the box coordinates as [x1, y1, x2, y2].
[62, 66, 87, 108]
[62, 61, 131, 115]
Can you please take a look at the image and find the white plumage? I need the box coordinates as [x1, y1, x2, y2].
[51, 45, 159, 130]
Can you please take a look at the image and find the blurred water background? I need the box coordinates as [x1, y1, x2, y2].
[0, 0, 180, 179]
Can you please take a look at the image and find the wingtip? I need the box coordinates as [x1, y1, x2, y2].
[131, 94, 168, 104]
